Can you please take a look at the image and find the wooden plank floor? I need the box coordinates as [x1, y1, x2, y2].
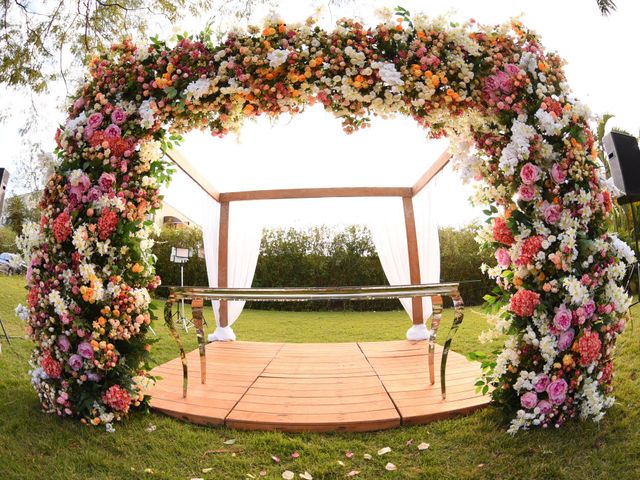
[146, 340, 489, 432]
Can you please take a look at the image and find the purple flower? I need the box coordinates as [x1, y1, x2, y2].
[77, 342, 93, 359]
[537, 399, 552, 414]
[98, 172, 116, 191]
[87, 112, 104, 130]
[83, 126, 95, 141]
[553, 304, 572, 332]
[520, 162, 540, 185]
[86, 372, 101, 382]
[68, 354, 83, 371]
[546, 378, 568, 405]
[104, 124, 121, 139]
[542, 203, 562, 225]
[520, 391, 538, 409]
[558, 328, 575, 351]
[533, 374, 550, 393]
[57, 335, 71, 353]
[111, 108, 127, 125]
[583, 300, 596, 319]
[86, 186, 102, 202]
[495, 247, 511, 268]
[69, 172, 91, 200]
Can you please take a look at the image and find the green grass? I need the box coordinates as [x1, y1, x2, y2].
[0, 275, 638, 479]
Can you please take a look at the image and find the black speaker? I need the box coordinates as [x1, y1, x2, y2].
[603, 131, 640, 204]
[0, 168, 9, 217]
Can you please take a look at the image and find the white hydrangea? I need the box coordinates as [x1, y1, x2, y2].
[534, 108, 566, 136]
[79, 263, 97, 283]
[610, 234, 637, 264]
[184, 78, 212, 102]
[267, 49, 289, 68]
[539, 334, 558, 368]
[604, 280, 632, 313]
[15, 304, 29, 321]
[138, 99, 156, 129]
[371, 61, 404, 87]
[131, 287, 151, 310]
[48, 290, 67, 317]
[562, 276, 590, 306]
[498, 119, 537, 176]
[72, 225, 91, 255]
[139, 140, 162, 165]
[344, 46, 366, 67]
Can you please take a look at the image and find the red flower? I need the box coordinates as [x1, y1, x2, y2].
[52, 211, 72, 243]
[102, 384, 131, 413]
[509, 289, 540, 317]
[97, 209, 118, 240]
[516, 235, 543, 266]
[41, 350, 62, 378]
[493, 217, 515, 246]
[574, 330, 602, 366]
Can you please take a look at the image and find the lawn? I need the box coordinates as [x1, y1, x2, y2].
[0, 275, 638, 479]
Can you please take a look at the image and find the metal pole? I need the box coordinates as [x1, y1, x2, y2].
[630, 205, 640, 306]
[180, 264, 188, 331]
[0, 317, 10, 344]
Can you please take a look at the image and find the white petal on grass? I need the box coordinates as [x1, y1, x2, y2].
[363, 454, 372, 460]
[385, 463, 397, 471]
[377, 447, 392, 455]
[299, 472, 313, 480]
[282, 471, 295, 480]
[417, 442, 430, 451]
[223, 439, 236, 445]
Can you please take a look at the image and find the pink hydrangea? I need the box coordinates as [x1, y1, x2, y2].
[575, 330, 602, 366]
[41, 351, 62, 378]
[516, 235, 543, 266]
[492, 217, 515, 246]
[520, 162, 540, 185]
[52, 211, 72, 243]
[102, 384, 131, 413]
[509, 289, 540, 317]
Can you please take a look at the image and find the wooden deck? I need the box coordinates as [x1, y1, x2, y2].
[147, 341, 489, 432]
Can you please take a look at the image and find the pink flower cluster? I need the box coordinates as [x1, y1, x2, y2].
[509, 289, 540, 318]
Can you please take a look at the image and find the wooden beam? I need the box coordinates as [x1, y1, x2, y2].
[411, 149, 452, 197]
[164, 148, 221, 202]
[217, 201, 229, 327]
[219, 187, 412, 202]
[403, 197, 423, 325]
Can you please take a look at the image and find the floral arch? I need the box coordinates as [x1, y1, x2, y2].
[24, 11, 634, 433]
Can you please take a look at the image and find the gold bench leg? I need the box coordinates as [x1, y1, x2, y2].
[192, 298, 206, 385]
[429, 296, 443, 386]
[164, 294, 188, 398]
[440, 290, 465, 400]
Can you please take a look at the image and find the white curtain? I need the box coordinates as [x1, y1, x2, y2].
[368, 181, 440, 337]
[203, 201, 263, 340]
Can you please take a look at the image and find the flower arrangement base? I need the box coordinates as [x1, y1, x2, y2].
[145, 340, 489, 432]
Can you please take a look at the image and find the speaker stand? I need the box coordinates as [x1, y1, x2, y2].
[628, 205, 640, 307]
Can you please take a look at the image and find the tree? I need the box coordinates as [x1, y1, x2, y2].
[597, 0, 617, 15]
[4, 195, 29, 235]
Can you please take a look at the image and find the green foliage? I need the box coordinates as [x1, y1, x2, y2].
[152, 226, 208, 297]
[3, 196, 37, 235]
[0, 226, 17, 253]
[152, 223, 494, 309]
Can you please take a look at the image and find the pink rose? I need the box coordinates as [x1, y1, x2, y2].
[553, 304, 572, 331]
[542, 203, 562, 225]
[550, 163, 566, 184]
[537, 399, 552, 414]
[558, 328, 575, 351]
[111, 108, 127, 125]
[98, 172, 116, 191]
[87, 112, 104, 129]
[495, 248, 511, 268]
[83, 126, 95, 141]
[520, 162, 540, 185]
[520, 391, 538, 409]
[518, 184, 536, 202]
[104, 124, 121, 138]
[546, 378, 568, 405]
[77, 342, 94, 359]
[533, 374, 550, 393]
[583, 299, 596, 319]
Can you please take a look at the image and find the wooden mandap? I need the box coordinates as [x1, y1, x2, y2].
[146, 143, 490, 432]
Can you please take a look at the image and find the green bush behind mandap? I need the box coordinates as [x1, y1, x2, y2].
[153, 223, 493, 309]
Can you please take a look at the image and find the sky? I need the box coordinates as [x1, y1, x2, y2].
[2, 0, 639, 228]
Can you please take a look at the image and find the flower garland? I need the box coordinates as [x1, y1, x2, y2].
[22, 10, 633, 432]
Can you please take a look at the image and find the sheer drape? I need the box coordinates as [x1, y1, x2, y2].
[368, 182, 440, 338]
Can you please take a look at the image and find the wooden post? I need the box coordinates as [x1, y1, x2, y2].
[402, 197, 423, 325]
[218, 201, 229, 327]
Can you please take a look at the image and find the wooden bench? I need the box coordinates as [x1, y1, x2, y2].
[163, 283, 464, 400]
